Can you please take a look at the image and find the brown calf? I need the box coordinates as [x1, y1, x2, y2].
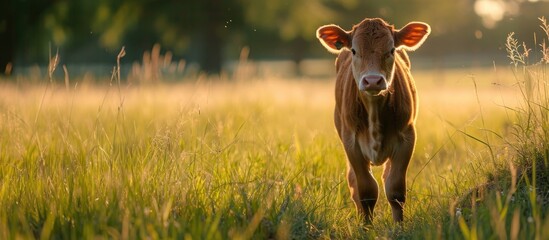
[316, 18, 430, 223]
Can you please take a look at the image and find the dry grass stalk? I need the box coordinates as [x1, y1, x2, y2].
[63, 64, 70, 90]
[129, 43, 185, 83]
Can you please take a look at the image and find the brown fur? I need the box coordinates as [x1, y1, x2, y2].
[318, 18, 430, 223]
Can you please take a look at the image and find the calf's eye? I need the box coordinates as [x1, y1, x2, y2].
[351, 48, 356, 55]
[390, 48, 395, 55]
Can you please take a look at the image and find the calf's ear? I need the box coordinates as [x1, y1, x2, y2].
[394, 22, 430, 51]
[316, 25, 351, 54]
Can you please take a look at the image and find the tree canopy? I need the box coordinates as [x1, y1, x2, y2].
[1, 0, 548, 75]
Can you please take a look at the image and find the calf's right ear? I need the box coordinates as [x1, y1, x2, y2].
[316, 25, 351, 54]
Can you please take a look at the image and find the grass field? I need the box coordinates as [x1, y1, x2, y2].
[1, 29, 549, 239]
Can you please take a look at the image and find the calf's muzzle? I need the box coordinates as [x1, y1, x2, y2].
[359, 74, 387, 94]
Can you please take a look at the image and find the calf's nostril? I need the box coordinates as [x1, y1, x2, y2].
[376, 78, 383, 85]
[361, 77, 370, 86]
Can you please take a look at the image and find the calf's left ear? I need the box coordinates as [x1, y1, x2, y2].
[394, 22, 430, 51]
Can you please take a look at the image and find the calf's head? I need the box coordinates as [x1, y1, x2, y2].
[317, 18, 430, 96]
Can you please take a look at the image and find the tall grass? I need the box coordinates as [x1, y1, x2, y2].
[508, 18, 549, 165]
[0, 20, 548, 239]
[0, 72, 521, 239]
[501, 16, 549, 238]
[0, 74, 362, 238]
[424, 17, 549, 240]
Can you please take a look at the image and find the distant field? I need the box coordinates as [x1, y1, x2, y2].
[0, 65, 546, 239]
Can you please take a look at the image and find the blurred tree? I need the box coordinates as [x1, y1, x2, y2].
[1, 0, 112, 72]
[0, 0, 60, 75]
[2, 0, 547, 77]
[241, 0, 338, 74]
[238, 0, 475, 73]
[2, 0, 246, 75]
[93, 0, 244, 74]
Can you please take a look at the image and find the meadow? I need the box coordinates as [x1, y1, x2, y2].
[1, 32, 548, 239]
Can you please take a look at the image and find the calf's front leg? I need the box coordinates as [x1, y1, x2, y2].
[344, 141, 379, 223]
[383, 128, 415, 222]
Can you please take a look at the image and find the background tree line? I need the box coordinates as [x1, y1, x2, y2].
[1, 0, 548, 75]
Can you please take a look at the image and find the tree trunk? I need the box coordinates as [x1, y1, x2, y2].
[0, 0, 15, 75]
[292, 37, 307, 77]
[200, 27, 223, 74]
[199, 0, 223, 74]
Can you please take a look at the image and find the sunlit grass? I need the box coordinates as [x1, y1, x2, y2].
[0, 18, 548, 238]
[0, 64, 526, 239]
[0, 78, 352, 239]
[396, 17, 549, 240]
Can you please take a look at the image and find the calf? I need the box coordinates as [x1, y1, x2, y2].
[316, 18, 430, 223]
